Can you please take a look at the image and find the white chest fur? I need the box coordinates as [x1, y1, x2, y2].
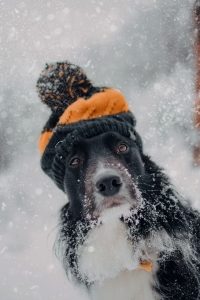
[77, 206, 159, 300]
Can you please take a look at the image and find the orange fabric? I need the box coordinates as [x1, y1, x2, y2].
[39, 131, 53, 153]
[138, 260, 153, 272]
[58, 89, 129, 125]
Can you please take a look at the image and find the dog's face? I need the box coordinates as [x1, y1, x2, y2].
[64, 131, 145, 219]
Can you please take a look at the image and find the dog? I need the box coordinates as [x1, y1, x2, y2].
[37, 62, 200, 300]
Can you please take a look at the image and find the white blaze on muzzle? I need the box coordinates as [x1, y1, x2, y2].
[91, 161, 138, 215]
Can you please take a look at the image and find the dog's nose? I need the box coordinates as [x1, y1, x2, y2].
[96, 175, 122, 196]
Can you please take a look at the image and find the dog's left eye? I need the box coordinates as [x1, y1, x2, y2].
[69, 157, 81, 167]
[116, 143, 129, 153]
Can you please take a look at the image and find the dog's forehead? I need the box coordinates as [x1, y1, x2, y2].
[72, 131, 127, 154]
[84, 131, 127, 147]
[92, 131, 125, 142]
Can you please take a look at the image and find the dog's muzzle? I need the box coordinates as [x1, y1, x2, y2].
[90, 163, 138, 216]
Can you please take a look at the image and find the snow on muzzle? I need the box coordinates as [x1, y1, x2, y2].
[84, 161, 140, 217]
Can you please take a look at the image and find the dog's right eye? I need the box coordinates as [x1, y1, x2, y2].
[116, 143, 129, 154]
[69, 157, 81, 167]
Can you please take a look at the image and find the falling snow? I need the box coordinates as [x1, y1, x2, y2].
[0, 0, 200, 300]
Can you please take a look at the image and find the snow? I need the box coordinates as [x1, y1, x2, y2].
[0, 0, 200, 299]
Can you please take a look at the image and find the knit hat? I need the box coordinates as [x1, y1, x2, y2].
[37, 62, 138, 191]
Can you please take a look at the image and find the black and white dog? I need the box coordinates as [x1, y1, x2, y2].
[36, 61, 200, 300]
[56, 129, 200, 300]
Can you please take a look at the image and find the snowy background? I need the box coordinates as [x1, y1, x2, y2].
[1, 0, 200, 299]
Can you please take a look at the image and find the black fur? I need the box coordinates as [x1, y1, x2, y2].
[57, 130, 200, 299]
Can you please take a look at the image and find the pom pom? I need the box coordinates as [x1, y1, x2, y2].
[36, 61, 94, 111]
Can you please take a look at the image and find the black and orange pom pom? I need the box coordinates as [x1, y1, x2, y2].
[36, 61, 94, 111]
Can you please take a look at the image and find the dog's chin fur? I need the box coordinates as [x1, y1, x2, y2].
[77, 204, 135, 283]
[76, 204, 160, 300]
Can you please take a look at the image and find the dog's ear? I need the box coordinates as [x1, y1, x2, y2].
[36, 61, 95, 112]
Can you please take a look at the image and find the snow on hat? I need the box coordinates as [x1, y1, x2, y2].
[37, 61, 137, 191]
